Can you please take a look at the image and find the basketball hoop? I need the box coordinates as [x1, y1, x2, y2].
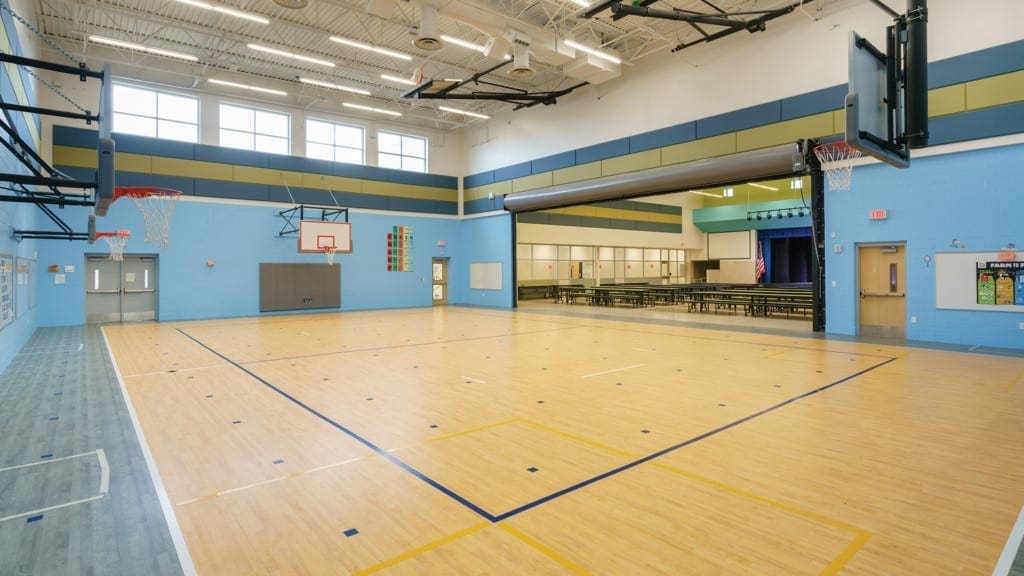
[813, 142, 863, 191]
[323, 245, 338, 266]
[113, 186, 182, 248]
[94, 230, 131, 261]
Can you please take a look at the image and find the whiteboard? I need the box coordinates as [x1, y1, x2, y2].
[707, 231, 751, 260]
[470, 262, 502, 290]
[935, 250, 1024, 311]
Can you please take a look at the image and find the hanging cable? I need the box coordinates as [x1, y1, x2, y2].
[0, 2, 82, 66]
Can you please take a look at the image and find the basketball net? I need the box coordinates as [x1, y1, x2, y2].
[813, 142, 862, 191]
[324, 245, 338, 266]
[114, 187, 182, 249]
[96, 230, 130, 261]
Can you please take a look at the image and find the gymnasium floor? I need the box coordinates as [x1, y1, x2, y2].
[4, 306, 1024, 574]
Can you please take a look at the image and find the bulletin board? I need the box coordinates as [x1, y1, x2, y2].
[0, 254, 13, 330]
[934, 250, 1024, 311]
[470, 262, 502, 290]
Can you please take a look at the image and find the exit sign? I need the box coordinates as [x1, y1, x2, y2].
[869, 209, 888, 220]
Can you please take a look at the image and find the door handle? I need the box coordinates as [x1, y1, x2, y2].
[860, 291, 905, 298]
[123, 289, 155, 294]
[86, 289, 119, 294]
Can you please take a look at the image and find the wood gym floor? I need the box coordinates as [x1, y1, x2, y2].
[91, 306, 1024, 575]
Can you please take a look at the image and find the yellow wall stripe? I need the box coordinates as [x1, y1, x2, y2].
[52, 145, 458, 203]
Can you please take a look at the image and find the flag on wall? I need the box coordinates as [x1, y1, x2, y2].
[754, 241, 766, 282]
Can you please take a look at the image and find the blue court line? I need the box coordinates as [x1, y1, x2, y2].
[176, 328, 498, 522]
[490, 356, 897, 521]
[177, 327, 895, 524]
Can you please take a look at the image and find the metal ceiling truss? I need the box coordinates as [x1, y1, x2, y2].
[401, 60, 588, 110]
[587, 0, 814, 53]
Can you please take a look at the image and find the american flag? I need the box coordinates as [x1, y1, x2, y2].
[754, 241, 766, 282]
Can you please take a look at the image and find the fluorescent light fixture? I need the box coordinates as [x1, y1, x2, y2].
[343, 102, 401, 117]
[380, 73, 417, 86]
[174, 0, 269, 24]
[209, 78, 287, 96]
[747, 182, 779, 191]
[568, 0, 591, 6]
[248, 43, 334, 67]
[329, 36, 412, 61]
[443, 78, 463, 83]
[563, 39, 621, 64]
[688, 190, 722, 198]
[440, 34, 487, 53]
[298, 77, 370, 96]
[723, 187, 735, 197]
[790, 178, 804, 190]
[438, 106, 490, 120]
[88, 35, 198, 62]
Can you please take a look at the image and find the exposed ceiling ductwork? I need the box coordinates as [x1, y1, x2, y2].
[502, 142, 809, 212]
[414, 4, 442, 51]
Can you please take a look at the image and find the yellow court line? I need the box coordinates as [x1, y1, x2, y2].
[353, 522, 490, 576]
[650, 462, 872, 575]
[1010, 370, 1024, 391]
[499, 523, 591, 576]
[820, 530, 872, 576]
[517, 418, 639, 459]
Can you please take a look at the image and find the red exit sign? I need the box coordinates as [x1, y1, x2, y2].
[869, 209, 888, 220]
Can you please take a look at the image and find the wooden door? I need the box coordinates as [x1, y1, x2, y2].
[858, 245, 906, 338]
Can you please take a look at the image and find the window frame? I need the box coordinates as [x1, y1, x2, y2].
[377, 130, 428, 173]
[218, 101, 291, 155]
[305, 117, 365, 165]
[112, 83, 200, 143]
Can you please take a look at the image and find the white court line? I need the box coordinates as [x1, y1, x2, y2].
[102, 328, 198, 576]
[993, 504, 1024, 576]
[582, 364, 645, 379]
[175, 456, 367, 506]
[460, 375, 486, 384]
[0, 449, 109, 523]
[632, 347, 657, 353]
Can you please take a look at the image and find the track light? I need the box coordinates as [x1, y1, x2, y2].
[787, 210, 794, 218]
[756, 214, 762, 221]
[798, 210, 805, 217]
[747, 215, 753, 222]
[766, 212, 773, 219]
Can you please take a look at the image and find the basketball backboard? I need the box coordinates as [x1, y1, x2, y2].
[299, 220, 352, 253]
[95, 64, 115, 215]
[845, 30, 910, 169]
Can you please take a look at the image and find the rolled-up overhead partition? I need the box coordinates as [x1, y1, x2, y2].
[503, 141, 807, 212]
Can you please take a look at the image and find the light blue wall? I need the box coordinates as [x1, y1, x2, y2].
[457, 214, 514, 308]
[0, 7, 40, 372]
[35, 200, 467, 324]
[825, 143, 1024, 349]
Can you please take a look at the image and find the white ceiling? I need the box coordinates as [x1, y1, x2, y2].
[30, 0, 856, 130]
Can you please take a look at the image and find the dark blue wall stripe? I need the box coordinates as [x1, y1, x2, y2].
[493, 161, 532, 182]
[464, 171, 495, 188]
[532, 151, 576, 174]
[53, 125, 457, 189]
[929, 101, 1024, 146]
[929, 39, 1024, 89]
[696, 101, 781, 139]
[630, 122, 696, 153]
[780, 85, 848, 121]
[576, 138, 630, 164]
